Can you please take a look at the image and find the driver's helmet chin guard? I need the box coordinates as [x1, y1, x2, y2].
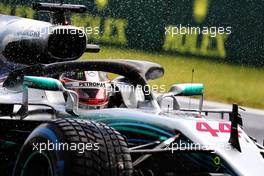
[60, 71, 111, 109]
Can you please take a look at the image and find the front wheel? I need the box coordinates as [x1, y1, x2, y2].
[13, 118, 133, 176]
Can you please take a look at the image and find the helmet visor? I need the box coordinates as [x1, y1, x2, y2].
[78, 88, 109, 105]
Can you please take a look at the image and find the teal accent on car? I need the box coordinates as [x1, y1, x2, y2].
[0, 140, 16, 149]
[81, 117, 144, 122]
[182, 84, 203, 95]
[109, 122, 173, 137]
[78, 116, 174, 141]
[113, 126, 169, 140]
[170, 83, 204, 96]
[23, 76, 63, 91]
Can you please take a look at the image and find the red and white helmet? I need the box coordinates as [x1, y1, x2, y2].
[60, 71, 110, 109]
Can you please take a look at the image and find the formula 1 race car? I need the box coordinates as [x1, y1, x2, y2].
[1, 59, 264, 176]
[1, 2, 264, 176]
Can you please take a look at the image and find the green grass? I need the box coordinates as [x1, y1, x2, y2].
[81, 47, 264, 109]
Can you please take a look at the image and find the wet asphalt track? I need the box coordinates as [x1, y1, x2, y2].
[177, 97, 264, 143]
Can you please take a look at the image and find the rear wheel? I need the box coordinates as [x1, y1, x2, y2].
[13, 118, 133, 176]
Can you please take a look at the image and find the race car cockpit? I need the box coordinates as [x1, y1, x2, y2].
[1, 60, 164, 115]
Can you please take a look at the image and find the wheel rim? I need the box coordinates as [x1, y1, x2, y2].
[21, 151, 53, 176]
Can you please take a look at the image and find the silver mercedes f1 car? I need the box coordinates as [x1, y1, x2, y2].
[1, 59, 264, 176]
[0, 2, 264, 176]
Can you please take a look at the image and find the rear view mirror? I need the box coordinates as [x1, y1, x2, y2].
[20, 76, 78, 118]
[23, 76, 63, 91]
[169, 83, 204, 96]
[157, 83, 204, 111]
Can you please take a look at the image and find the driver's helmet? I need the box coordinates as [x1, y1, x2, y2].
[60, 71, 110, 109]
